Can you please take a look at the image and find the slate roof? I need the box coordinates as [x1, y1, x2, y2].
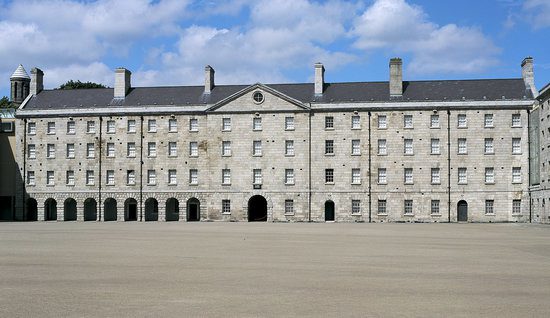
[23, 78, 533, 111]
[11, 64, 30, 79]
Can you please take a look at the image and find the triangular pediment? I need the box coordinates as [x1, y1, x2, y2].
[207, 83, 309, 112]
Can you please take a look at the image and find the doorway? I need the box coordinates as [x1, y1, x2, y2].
[248, 195, 267, 222]
[457, 200, 468, 222]
[84, 198, 97, 221]
[125, 198, 138, 221]
[64, 198, 77, 221]
[325, 200, 335, 221]
[45, 198, 57, 221]
[187, 198, 200, 221]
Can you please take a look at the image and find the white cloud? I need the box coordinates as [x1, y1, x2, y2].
[523, 0, 550, 29]
[44, 62, 114, 89]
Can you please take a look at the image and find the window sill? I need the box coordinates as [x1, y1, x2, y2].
[86, 184, 95, 186]
[404, 183, 414, 185]
[351, 127, 361, 130]
[484, 153, 495, 155]
[512, 182, 522, 184]
[27, 184, 35, 187]
[484, 126, 494, 129]
[285, 128, 295, 131]
[457, 153, 468, 155]
[351, 183, 361, 185]
[325, 128, 334, 131]
[403, 127, 414, 129]
[485, 213, 495, 216]
[147, 156, 157, 159]
[285, 183, 295, 186]
[404, 213, 414, 216]
[511, 126, 522, 128]
[222, 183, 231, 186]
[168, 130, 178, 133]
[430, 126, 441, 129]
[431, 182, 441, 185]
[351, 153, 361, 156]
[105, 184, 115, 187]
[377, 127, 387, 130]
[189, 155, 199, 158]
[377, 213, 388, 216]
[221, 155, 232, 157]
[431, 153, 441, 155]
[189, 130, 199, 133]
[148, 131, 157, 133]
[168, 155, 178, 158]
[284, 154, 295, 157]
[127, 184, 136, 186]
[430, 213, 442, 217]
[325, 153, 335, 156]
[377, 183, 387, 185]
[325, 182, 334, 185]
[458, 183, 468, 185]
[485, 182, 495, 185]
[378, 153, 387, 156]
[404, 153, 414, 156]
[252, 154, 263, 157]
[457, 126, 468, 129]
[189, 183, 198, 186]
[147, 184, 157, 186]
[351, 213, 362, 216]
[222, 212, 231, 215]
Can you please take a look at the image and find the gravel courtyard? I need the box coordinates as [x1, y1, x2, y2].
[1, 222, 549, 317]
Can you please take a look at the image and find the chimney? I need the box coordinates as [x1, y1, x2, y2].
[389, 58, 403, 97]
[30, 68, 44, 96]
[314, 62, 325, 95]
[521, 57, 536, 97]
[114, 67, 131, 99]
[204, 65, 215, 94]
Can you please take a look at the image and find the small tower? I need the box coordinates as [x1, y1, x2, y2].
[10, 64, 31, 106]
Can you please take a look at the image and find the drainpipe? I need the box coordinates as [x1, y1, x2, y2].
[368, 111, 372, 223]
[98, 116, 102, 221]
[22, 118, 27, 221]
[140, 116, 144, 222]
[527, 109, 531, 223]
[308, 107, 312, 222]
[447, 109, 451, 223]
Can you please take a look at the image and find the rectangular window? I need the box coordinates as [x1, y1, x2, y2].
[351, 139, 361, 155]
[28, 144, 36, 159]
[378, 115, 387, 129]
[404, 115, 413, 128]
[404, 168, 413, 184]
[325, 169, 334, 183]
[222, 118, 231, 131]
[352, 200, 361, 214]
[47, 122, 56, 134]
[484, 138, 494, 154]
[189, 118, 198, 131]
[430, 115, 440, 128]
[222, 200, 231, 214]
[325, 140, 334, 155]
[285, 169, 295, 185]
[253, 117, 262, 130]
[127, 142, 136, 157]
[485, 200, 494, 214]
[458, 138, 467, 154]
[168, 142, 177, 157]
[67, 121, 76, 134]
[351, 115, 360, 129]
[431, 168, 440, 184]
[106, 120, 115, 133]
[147, 119, 157, 132]
[189, 169, 198, 185]
[222, 141, 231, 156]
[147, 170, 156, 185]
[285, 116, 294, 130]
[27, 122, 36, 135]
[378, 139, 387, 155]
[512, 138, 521, 154]
[106, 143, 115, 157]
[147, 142, 157, 157]
[404, 200, 413, 215]
[189, 142, 198, 157]
[87, 121, 96, 133]
[285, 200, 294, 215]
[87, 143, 95, 158]
[404, 139, 413, 155]
[457, 114, 467, 128]
[253, 169, 262, 184]
[325, 116, 334, 129]
[377, 200, 387, 214]
[484, 114, 494, 127]
[168, 118, 178, 132]
[27, 171, 35, 185]
[253, 140, 262, 156]
[512, 167, 521, 183]
[485, 167, 495, 184]
[512, 199, 521, 215]
[378, 168, 387, 184]
[512, 114, 521, 127]
[127, 170, 135, 185]
[168, 169, 177, 185]
[106, 170, 115, 185]
[458, 167, 467, 184]
[431, 200, 440, 215]
[127, 120, 136, 133]
[222, 169, 231, 185]
[431, 138, 440, 155]
[352, 168, 361, 184]
[47, 144, 55, 158]
[66, 170, 75, 186]
[64, 143, 74, 159]
[86, 170, 94, 185]
[285, 140, 295, 156]
[46, 171, 54, 185]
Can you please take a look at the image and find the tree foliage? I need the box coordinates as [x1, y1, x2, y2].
[58, 80, 107, 90]
[0, 96, 14, 108]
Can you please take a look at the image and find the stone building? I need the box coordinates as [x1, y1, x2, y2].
[11, 58, 537, 222]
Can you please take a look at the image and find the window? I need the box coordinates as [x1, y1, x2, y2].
[47, 144, 55, 158]
[458, 138, 467, 154]
[106, 170, 115, 185]
[106, 120, 115, 133]
[378, 115, 387, 129]
[27, 171, 35, 185]
[168, 169, 177, 185]
[512, 138, 521, 154]
[285, 200, 294, 215]
[404, 115, 413, 128]
[485, 167, 495, 184]
[351, 139, 361, 155]
[352, 200, 361, 214]
[168, 142, 177, 157]
[46, 171, 54, 185]
[86, 170, 95, 185]
[512, 114, 521, 127]
[66, 143, 75, 158]
[253, 117, 262, 131]
[512, 167, 521, 183]
[222, 200, 231, 214]
[404, 139, 413, 155]
[222, 169, 231, 185]
[484, 138, 494, 154]
[458, 167, 467, 184]
[404, 200, 413, 215]
[377, 200, 387, 214]
[484, 114, 494, 127]
[253, 91, 264, 103]
[325, 169, 334, 183]
[325, 140, 334, 155]
[352, 168, 361, 184]
[222, 141, 231, 156]
[431, 200, 440, 215]
[189, 169, 198, 185]
[127, 170, 136, 185]
[27, 122, 36, 135]
[67, 121, 76, 134]
[285, 117, 294, 130]
[512, 200, 521, 215]
[404, 168, 413, 184]
[87, 121, 96, 133]
[147, 170, 156, 185]
[148, 119, 157, 132]
[378, 168, 387, 184]
[253, 169, 262, 184]
[285, 169, 295, 185]
[106, 143, 115, 157]
[147, 142, 156, 157]
[189, 118, 198, 132]
[431, 168, 441, 184]
[66, 171, 75, 186]
[189, 142, 198, 157]
[325, 116, 334, 129]
[378, 139, 387, 155]
[27, 144, 36, 159]
[127, 120, 136, 133]
[127, 142, 136, 157]
[351, 115, 360, 129]
[87, 143, 95, 158]
[430, 115, 440, 128]
[485, 200, 494, 214]
[431, 139, 440, 155]
[285, 140, 294, 156]
[222, 118, 231, 131]
[253, 140, 262, 156]
[457, 114, 467, 128]
[168, 118, 177, 132]
[47, 122, 56, 134]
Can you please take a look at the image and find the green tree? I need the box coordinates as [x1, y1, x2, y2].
[58, 80, 107, 89]
[0, 96, 14, 108]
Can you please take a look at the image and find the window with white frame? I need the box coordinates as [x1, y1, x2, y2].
[404, 115, 413, 128]
[66, 143, 75, 158]
[431, 200, 440, 214]
[106, 120, 115, 133]
[253, 117, 262, 131]
[222, 118, 231, 131]
[222, 169, 231, 185]
[378, 168, 387, 184]
[106, 170, 115, 185]
[457, 114, 467, 128]
[189, 142, 198, 157]
[512, 138, 521, 154]
[27, 171, 35, 185]
[352, 200, 361, 214]
[27, 122, 36, 135]
[222, 200, 231, 214]
[106, 143, 115, 157]
[378, 200, 387, 214]
[127, 142, 136, 157]
[430, 114, 440, 128]
[253, 169, 262, 185]
[168, 169, 177, 185]
[253, 140, 262, 156]
[351, 115, 360, 129]
[222, 141, 231, 156]
[189, 169, 198, 185]
[512, 167, 521, 183]
[127, 170, 136, 185]
[27, 144, 36, 159]
[484, 138, 494, 154]
[285, 199, 294, 215]
[512, 200, 521, 214]
[351, 139, 361, 155]
[485, 167, 495, 184]
[325, 140, 334, 155]
[47, 144, 55, 158]
[404, 200, 413, 215]
[404, 139, 413, 155]
[67, 121, 76, 134]
[485, 200, 494, 214]
[458, 138, 467, 154]
[86, 170, 95, 185]
[147, 170, 156, 185]
[148, 119, 157, 132]
[87, 121, 96, 133]
[431, 138, 440, 155]
[168, 118, 177, 132]
[87, 143, 95, 158]
[285, 116, 294, 130]
[285, 140, 294, 156]
[147, 142, 156, 157]
[484, 114, 494, 128]
[189, 118, 198, 131]
[352, 168, 361, 184]
[458, 167, 467, 184]
[127, 119, 136, 133]
[46, 171, 54, 185]
[431, 168, 441, 184]
[404, 168, 413, 184]
[325, 116, 334, 129]
[378, 139, 387, 155]
[285, 169, 295, 185]
[378, 115, 387, 129]
[168, 142, 177, 157]
[512, 114, 521, 127]
[325, 169, 334, 183]
[47, 122, 56, 134]
[66, 170, 75, 186]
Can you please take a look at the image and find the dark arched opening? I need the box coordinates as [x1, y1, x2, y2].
[187, 198, 200, 221]
[124, 198, 138, 221]
[457, 200, 468, 222]
[26, 198, 38, 221]
[44, 198, 57, 221]
[104, 198, 117, 221]
[324, 200, 335, 221]
[248, 195, 267, 222]
[84, 198, 97, 221]
[64, 198, 77, 221]
[166, 198, 179, 221]
[145, 198, 159, 221]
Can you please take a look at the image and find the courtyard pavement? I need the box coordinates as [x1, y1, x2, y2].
[0, 222, 549, 317]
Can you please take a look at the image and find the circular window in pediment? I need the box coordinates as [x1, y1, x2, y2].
[253, 91, 264, 104]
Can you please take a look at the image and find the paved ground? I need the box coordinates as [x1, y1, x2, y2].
[0, 222, 549, 318]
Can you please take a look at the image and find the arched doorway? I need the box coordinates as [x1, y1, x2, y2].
[248, 195, 267, 222]
[44, 198, 57, 221]
[104, 198, 117, 221]
[187, 198, 200, 221]
[26, 198, 38, 221]
[125, 198, 138, 221]
[64, 198, 77, 221]
[84, 198, 97, 221]
[325, 200, 335, 221]
[145, 198, 159, 221]
[166, 198, 179, 221]
[457, 200, 468, 222]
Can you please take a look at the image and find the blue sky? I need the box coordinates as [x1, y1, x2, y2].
[0, 0, 549, 99]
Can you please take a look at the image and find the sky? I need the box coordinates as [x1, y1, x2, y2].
[0, 0, 549, 99]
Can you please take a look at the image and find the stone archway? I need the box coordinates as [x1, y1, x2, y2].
[145, 198, 159, 221]
[166, 198, 179, 221]
[457, 200, 468, 222]
[187, 198, 200, 221]
[248, 195, 267, 222]
[104, 198, 117, 221]
[26, 198, 38, 221]
[124, 198, 138, 221]
[84, 198, 97, 221]
[64, 198, 77, 221]
[324, 200, 335, 221]
[44, 198, 57, 221]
